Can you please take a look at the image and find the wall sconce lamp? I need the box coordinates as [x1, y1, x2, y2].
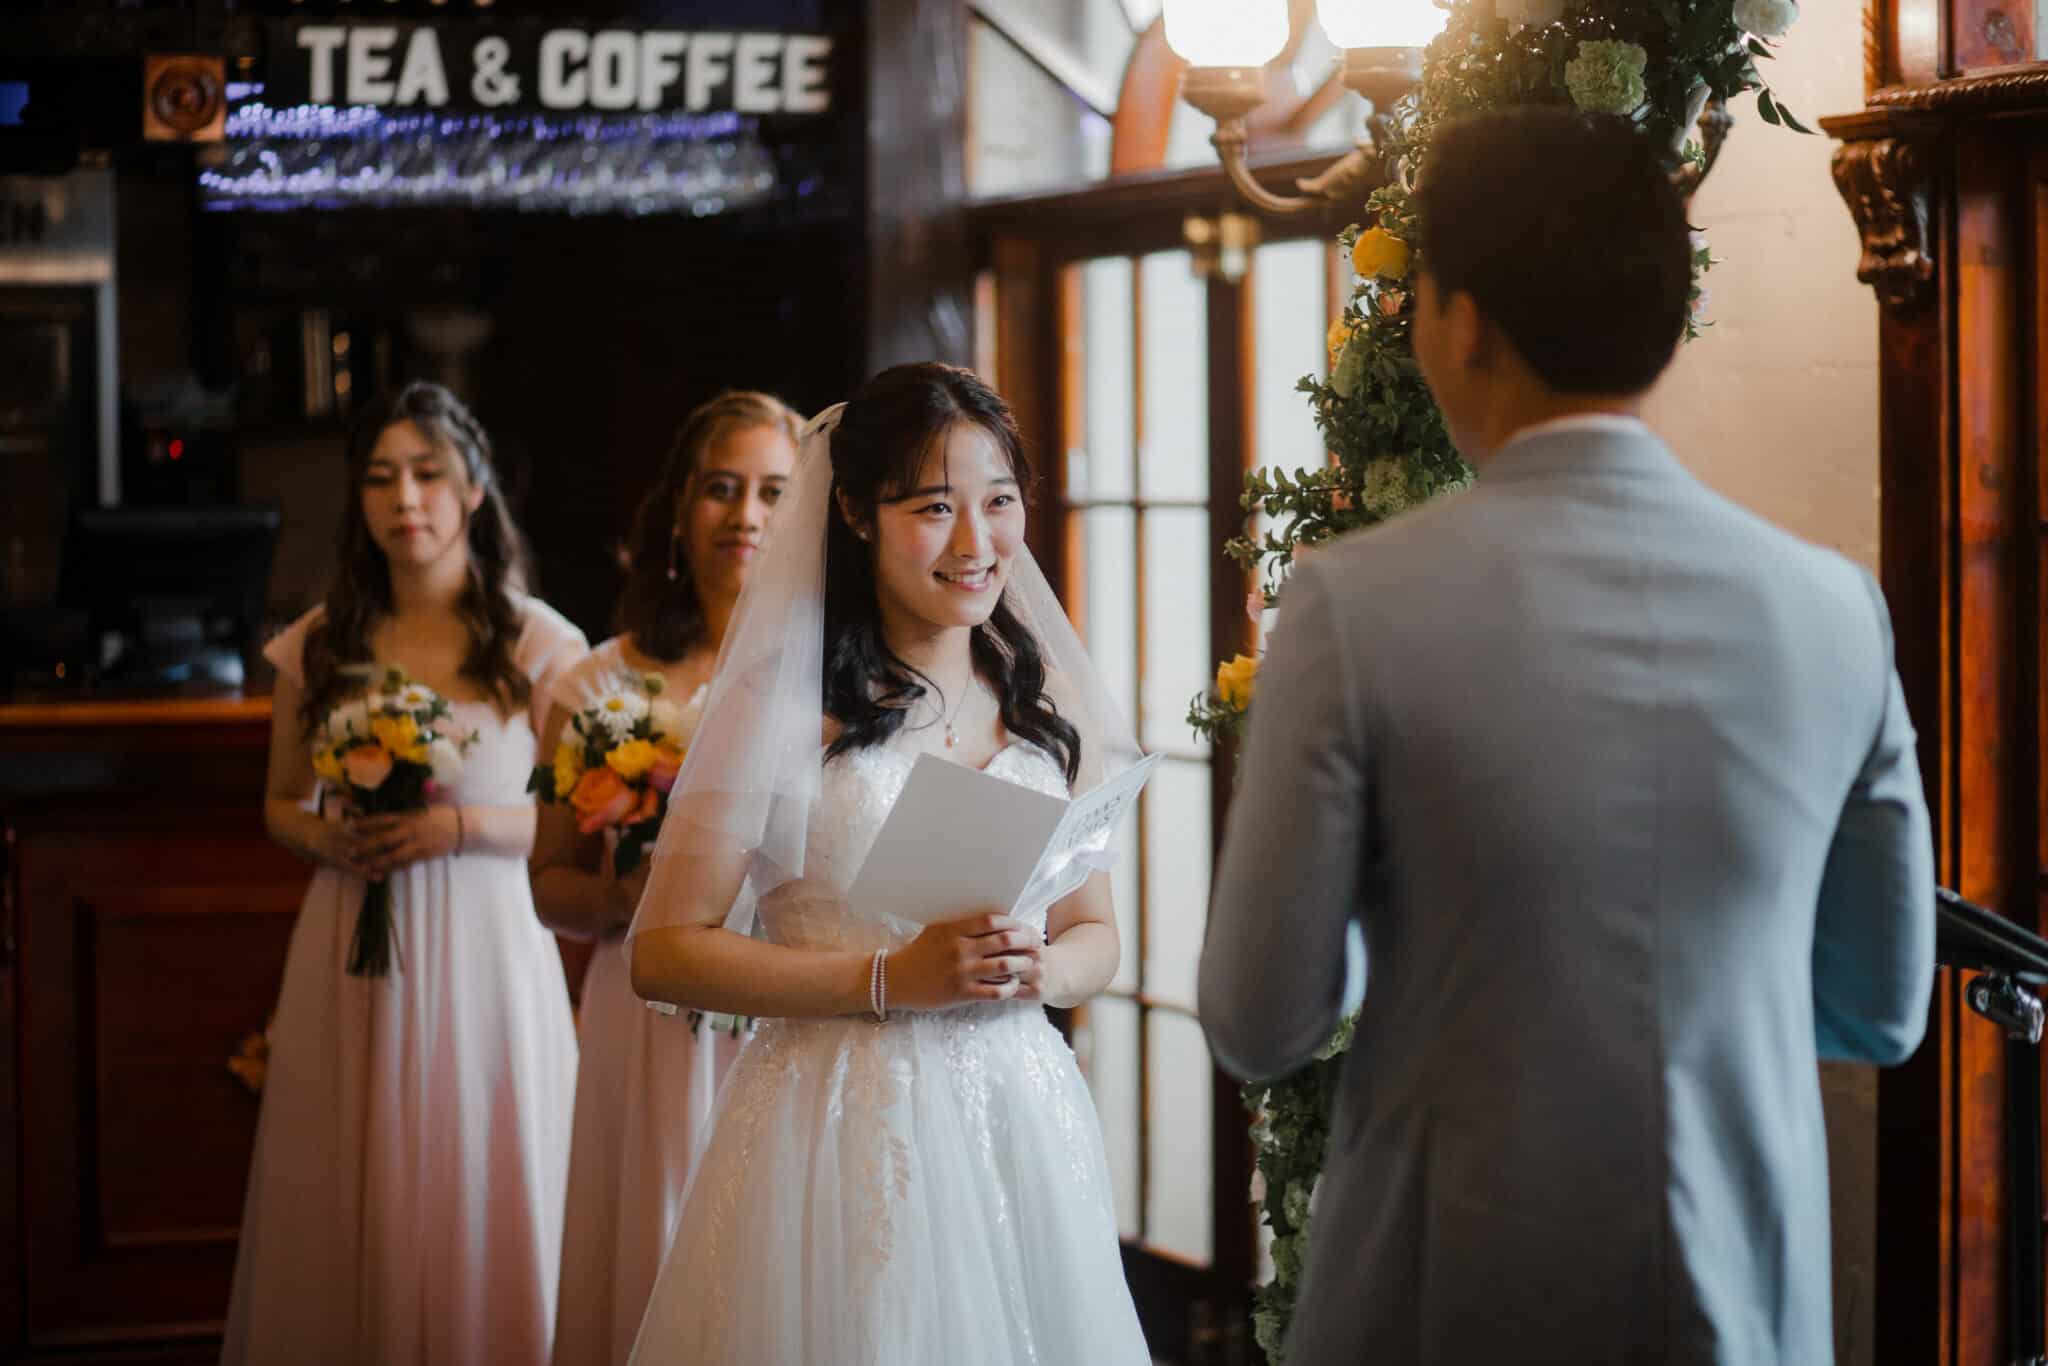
[1163, 0, 1447, 215]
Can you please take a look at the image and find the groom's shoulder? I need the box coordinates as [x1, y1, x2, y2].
[1681, 476, 1877, 595]
[1299, 461, 1879, 616]
[1306, 482, 1488, 582]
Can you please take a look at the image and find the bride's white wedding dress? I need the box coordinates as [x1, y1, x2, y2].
[627, 740, 1151, 1366]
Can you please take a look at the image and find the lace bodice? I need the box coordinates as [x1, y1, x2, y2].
[756, 742, 1071, 954]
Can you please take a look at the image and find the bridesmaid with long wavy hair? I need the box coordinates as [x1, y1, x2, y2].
[535, 390, 800, 1366]
[226, 380, 588, 1366]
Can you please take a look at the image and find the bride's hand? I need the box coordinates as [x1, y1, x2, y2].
[887, 913, 1042, 1010]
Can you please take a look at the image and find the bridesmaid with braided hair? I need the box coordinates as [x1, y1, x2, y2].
[226, 380, 588, 1366]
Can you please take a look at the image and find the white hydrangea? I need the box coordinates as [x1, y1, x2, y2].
[1564, 39, 1649, 116]
[1360, 457, 1416, 519]
[1733, 0, 1798, 37]
[1282, 1181, 1313, 1229]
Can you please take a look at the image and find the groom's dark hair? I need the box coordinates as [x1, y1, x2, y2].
[1415, 107, 1692, 395]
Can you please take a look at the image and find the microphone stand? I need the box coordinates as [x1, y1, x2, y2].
[1937, 887, 2048, 1366]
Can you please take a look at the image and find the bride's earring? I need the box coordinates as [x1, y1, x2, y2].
[667, 525, 683, 582]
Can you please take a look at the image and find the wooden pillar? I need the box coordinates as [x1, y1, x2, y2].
[1826, 93, 2041, 1366]
[1204, 265, 1257, 1312]
[863, 0, 975, 375]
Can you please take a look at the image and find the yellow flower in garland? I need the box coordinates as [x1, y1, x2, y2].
[1216, 653, 1260, 711]
[370, 713, 428, 764]
[1326, 316, 1357, 370]
[606, 738, 659, 782]
[1350, 226, 1410, 282]
[552, 740, 586, 800]
[313, 746, 347, 785]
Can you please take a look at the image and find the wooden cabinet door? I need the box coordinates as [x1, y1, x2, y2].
[15, 827, 300, 1354]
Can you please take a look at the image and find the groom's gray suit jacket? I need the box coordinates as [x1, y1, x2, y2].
[1200, 424, 1934, 1365]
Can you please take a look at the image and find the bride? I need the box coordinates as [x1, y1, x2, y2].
[623, 363, 1151, 1365]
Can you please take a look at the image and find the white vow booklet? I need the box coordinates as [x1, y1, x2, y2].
[847, 751, 1161, 925]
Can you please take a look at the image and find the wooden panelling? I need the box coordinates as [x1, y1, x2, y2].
[87, 892, 298, 1247]
[18, 832, 302, 1349]
[1, 702, 302, 1361]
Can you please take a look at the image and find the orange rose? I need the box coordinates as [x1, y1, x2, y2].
[647, 742, 686, 794]
[570, 766, 637, 835]
[342, 742, 394, 792]
[622, 788, 661, 826]
[1350, 226, 1410, 281]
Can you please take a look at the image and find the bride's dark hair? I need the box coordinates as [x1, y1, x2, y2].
[823, 363, 1080, 784]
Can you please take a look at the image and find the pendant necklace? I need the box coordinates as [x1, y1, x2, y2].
[939, 680, 971, 749]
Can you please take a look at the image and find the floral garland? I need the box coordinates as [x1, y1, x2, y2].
[1188, 2, 1805, 1359]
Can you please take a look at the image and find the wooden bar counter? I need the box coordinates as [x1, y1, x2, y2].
[0, 694, 303, 1364]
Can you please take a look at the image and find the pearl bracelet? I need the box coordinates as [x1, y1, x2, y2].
[869, 948, 889, 1022]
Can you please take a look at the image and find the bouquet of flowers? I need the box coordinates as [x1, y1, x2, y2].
[531, 671, 699, 876]
[311, 666, 475, 978]
[536, 673, 744, 1036]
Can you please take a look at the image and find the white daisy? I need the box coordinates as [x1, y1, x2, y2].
[594, 689, 650, 740]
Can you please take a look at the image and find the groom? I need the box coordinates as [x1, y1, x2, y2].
[1200, 108, 1934, 1364]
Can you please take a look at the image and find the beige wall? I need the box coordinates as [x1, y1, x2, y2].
[1645, 5, 1877, 569]
[1643, 8, 1882, 1364]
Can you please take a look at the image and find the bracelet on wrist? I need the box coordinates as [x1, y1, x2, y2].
[868, 948, 889, 1022]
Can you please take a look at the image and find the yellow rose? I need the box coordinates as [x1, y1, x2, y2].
[552, 740, 585, 800]
[1326, 316, 1357, 369]
[606, 738, 659, 782]
[1216, 653, 1259, 711]
[370, 713, 427, 764]
[1350, 227, 1410, 282]
[312, 746, 347, 785]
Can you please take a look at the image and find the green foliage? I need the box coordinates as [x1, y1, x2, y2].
[1187, 689, 1249, 748]
[1243, 1018, 1356, 1363]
